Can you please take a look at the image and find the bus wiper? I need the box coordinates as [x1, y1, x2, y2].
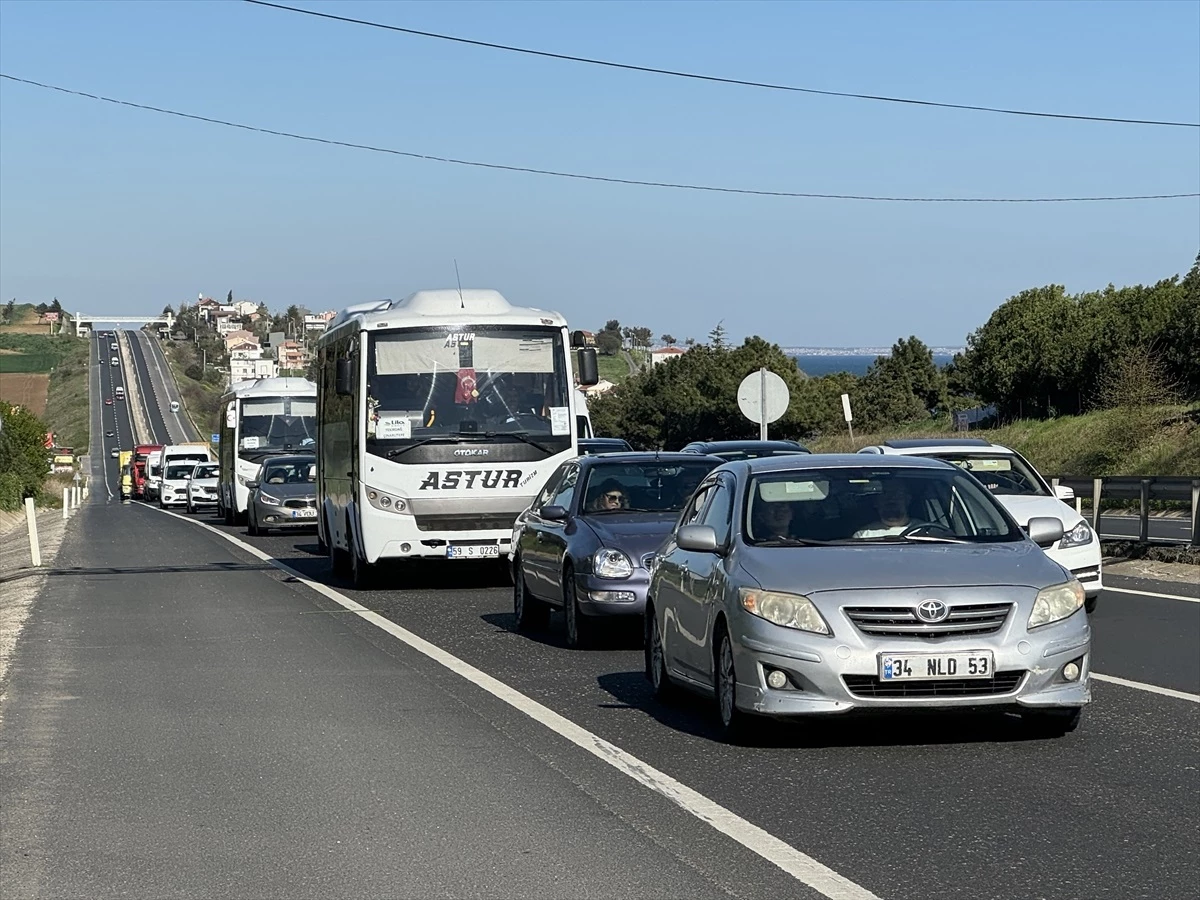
[483, 430, 556, 455]
[386, 437, 444, 458]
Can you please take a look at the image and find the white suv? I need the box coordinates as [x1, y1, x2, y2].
[858, 439, 1102, 612]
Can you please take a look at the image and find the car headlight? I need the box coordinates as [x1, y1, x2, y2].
[258, 492, 282, 506]
[593, 548, 633, 579]
[739, 588, 830, 635]
[1028, 580, 1086, 629]
[1059, 521, 1094, 549]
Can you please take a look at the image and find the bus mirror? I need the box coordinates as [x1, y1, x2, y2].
[336, 358, 354, 396]
[570, 330, 592, 349]
[576, 348, 599, 387]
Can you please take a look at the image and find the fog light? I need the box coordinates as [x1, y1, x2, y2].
[380, 495, 391, 507]
[590, 591, 636, 603]
[395, 498, 406, 511]
[1063, 662, 1081, 682]
[400, 543, 411, 553]
[368, 490, 378, 501]
[766, 669, 788, 690]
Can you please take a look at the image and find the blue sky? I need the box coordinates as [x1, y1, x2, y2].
[1, 0, 1197, 347]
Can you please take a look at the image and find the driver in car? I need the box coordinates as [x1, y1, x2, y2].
[589, 479, 629, 511]
[752, 499, 794, 541]
[854, 482, 913, 538]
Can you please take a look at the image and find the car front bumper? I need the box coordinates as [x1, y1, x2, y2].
[255, 504, 319, 528]
[577, 570, 650, 617]
[730, 606, 1092, 718]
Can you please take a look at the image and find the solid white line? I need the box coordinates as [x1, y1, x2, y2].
[1105, 586, 1200, 604]
[150, 506, 879, 900]
[1092, 673, 1200, 703]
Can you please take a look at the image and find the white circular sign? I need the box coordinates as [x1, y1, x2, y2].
[737, 369, 789, 424]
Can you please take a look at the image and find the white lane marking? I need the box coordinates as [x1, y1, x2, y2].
[1092, 674, 1200, 703]
[150, 506, 879, 900]
[1105, 586, 1200, 604]
[140, 332, 190, 442]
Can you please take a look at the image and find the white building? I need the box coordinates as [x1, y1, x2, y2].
[651, 346, 687, 366]
[229, 347, 278, 384]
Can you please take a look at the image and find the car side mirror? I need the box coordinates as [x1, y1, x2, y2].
[335, 358, 354, 396]
[676, 524, 720, 553]
[1027, 516, 1064, 548]
[1053, 484, 1075, 501]
[541, 505, 568, 521]
[576, 348, 599, 387]
[246, 480, 260, 491]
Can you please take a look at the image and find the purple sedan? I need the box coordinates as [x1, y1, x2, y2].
[511, 452, 723, 648]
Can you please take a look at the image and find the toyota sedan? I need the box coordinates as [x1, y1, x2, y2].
[644, 454, 1091, 741]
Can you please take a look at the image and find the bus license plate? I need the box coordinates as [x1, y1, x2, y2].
[447, 543, 499, 560]
[879, 651, 994, 680]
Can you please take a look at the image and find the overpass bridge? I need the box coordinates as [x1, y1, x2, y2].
[74, 311, 175, 336]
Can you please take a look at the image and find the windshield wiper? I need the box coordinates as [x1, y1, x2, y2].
[899, 534, 971, 544]
[753, 536, 836, 547]
[481, 430, 556, 455]
[386, 437, 445, 458]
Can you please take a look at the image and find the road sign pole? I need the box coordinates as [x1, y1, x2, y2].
[759, 367, 768, 441]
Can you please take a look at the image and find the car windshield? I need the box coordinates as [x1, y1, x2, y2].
[925, 453, 1049, 496]
[166, 464, 196, 480]
[580, 460, 718, 513]
[193, 464, 219, 479]
[744, 466, 1021, 545]
[261, 459, 316, 486]
[240, 396, 317, 455]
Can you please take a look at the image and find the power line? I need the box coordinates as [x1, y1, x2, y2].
[243, 0, 1200, 129]
[2, 74, 1196, 203]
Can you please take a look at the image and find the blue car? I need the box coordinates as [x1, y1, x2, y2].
[511, 452, 722, 648]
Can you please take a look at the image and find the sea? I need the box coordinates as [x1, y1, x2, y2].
[789, 352, 958, 378]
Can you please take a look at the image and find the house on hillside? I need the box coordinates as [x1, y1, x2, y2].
[303, 310, 337, 332]
[196, 297, 221, 322]
[222, 329, 257, 350]
[275, 340, 309, 371]
[650, 346, 687, 367]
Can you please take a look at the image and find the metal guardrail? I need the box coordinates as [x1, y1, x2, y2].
[1052, 475, 1199, 547]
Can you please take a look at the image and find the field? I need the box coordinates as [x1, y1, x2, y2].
[0, 303, 60, 335]
[0, 373, 51, 415]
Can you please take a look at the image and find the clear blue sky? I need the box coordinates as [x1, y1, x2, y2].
[1, 0, 1197, 347]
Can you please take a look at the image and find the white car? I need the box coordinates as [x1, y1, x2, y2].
[858, 439, 1103, 612]
[186, 462, 220, 513]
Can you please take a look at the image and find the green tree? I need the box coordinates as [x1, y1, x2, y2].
[708, 321, 728, 349]
[227, 290, 234, 304]
[162, 304, 175, 317]
[3, 299, 13, 323]
[0, 403, 50, 509]
[49, 297, 62, 313]
[596, 331, 622, 356]
[660, 334, 677, 346]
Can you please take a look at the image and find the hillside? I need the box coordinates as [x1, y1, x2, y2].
[0, 332, 91, 452]
[809, 405, 1200, 478]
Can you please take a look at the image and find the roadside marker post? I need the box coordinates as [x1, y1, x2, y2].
[841, 393, 855, 447]
[63, 488, 70, 519]
[25, 497, 41, 567]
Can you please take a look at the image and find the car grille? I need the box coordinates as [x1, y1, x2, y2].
[415, 514, 516, 532]
[283, 498, 316, 509]
[844, 603, 1013, 638]
[842, 671, 1025, 698]
[641, 553, 657, 569]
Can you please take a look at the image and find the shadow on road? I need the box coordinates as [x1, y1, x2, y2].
[0, 560, 274, 585]
[480, 611, 645, 653]
[596, 669, 1057, 748]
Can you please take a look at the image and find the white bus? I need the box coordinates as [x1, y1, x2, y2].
[315, 289, 598, 586]
[216, 376, 318, 524]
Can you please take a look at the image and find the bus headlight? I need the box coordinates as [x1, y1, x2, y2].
[365, 486, 408, 514]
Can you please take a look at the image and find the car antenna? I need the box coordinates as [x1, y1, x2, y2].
[454, 259, 465, 309]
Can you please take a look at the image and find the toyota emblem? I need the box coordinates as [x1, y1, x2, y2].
[915, 599, 949, 623]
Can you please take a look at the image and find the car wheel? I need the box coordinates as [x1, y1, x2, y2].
[1023, 707, 1082, 737]
[223, 499, 234, 526]
[513, 557, 549, 631]
[247, 508, 260, 536]
[1085, 595, 1097, 614]
[715, 627, 755, 744]
[644, 605, 675, 701]
[563, 570, 589, 649]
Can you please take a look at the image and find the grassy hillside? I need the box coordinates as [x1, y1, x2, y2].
[810, 405, 1200, 478]
[0, 332, 91, 452]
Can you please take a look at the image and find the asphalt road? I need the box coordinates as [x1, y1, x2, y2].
[90, 330, 136, 498]
[11, 338, 1196, 899]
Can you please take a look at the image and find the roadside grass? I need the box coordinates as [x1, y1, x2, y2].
[809, 404, 1200, 478]
[161, 338, 224, 437]
[43, 337, 92, 453]
[597, 353, 630, 385]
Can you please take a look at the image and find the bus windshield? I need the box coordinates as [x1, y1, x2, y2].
[366, 325, 571, 454]
[239, 396, 317, 457]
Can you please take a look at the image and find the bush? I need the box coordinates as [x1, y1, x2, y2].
[184, 363, 204, 381]
[0, 403, 49, 509]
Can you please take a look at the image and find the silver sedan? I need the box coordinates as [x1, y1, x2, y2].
[644, 454, 1091, 742]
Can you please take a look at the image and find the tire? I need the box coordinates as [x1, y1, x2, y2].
[223, 498, 234, 526]
[715, 627, 756, 744]
[247, 508, 260, 537]
[563, 570, 590, 649]
[1085, 595, 1097, 614]
[187, 501, 193, 514]
[1023, 707, 1082, 737]
[513, 557, 550, 631]
[644, 604, 675, 701]
[349, 541, 375, 590]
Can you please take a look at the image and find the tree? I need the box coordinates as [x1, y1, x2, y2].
[3, 299, 13, 324]
[0, 403, 50, 509]
[603, 319, 621, 335]
[708, 321, 728, 349]
[660, 334, 676, 346]
[162, 304, 175, 316]
[596, 331, 622, 356]
[49, 297, 62, 313]
[227, 290, 234, 304]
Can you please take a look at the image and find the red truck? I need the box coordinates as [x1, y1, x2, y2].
[132, 444, 163, 500]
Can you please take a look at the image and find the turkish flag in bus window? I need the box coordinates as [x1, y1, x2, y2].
[455, 368, 478, 404]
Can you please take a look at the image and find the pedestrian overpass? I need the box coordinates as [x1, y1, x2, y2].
[74, 311, 175, 336]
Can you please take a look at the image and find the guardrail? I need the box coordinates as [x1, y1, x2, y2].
[1052, 475, 1199, 547]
